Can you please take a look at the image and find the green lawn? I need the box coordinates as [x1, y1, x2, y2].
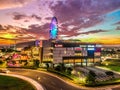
[100, 65, 120, 72]
[0, 75, 36, 90]
[101, 58, 120, 72]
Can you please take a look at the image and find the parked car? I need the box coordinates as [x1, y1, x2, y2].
[0, 69, 10, 73]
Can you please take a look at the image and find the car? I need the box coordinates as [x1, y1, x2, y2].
[0, 69, 10, 74]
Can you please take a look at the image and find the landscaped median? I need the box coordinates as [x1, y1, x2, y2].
[0, 73, 44, 90]
[44, 67, 120, 87]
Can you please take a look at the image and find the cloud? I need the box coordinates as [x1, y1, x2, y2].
[45, 17, 53, 20]
[114, 21, 120, 25]
[0, 24, 36, 42]
[60, 29, 107, 38]
[48, 0, 120, 36]
[116, 26, 120, 30]
[79, 29, 107, 35]
[0, 25, 6, 30]
[12, 12, 41, 21]
[49, 0, 120, 34]
[12, 12, 26, 20]
[50, 0, 120, 22]
[31, 14, 41, 21]
[0, 23, 50, 42]
[27, 23, 50, 39]
[0, 0, 34, 10]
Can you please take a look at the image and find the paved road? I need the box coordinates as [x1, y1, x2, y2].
[8, 68, 120, 90]
[8, 68, 83, 90]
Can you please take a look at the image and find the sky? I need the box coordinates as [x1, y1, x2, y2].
[0, 0, 120, 45]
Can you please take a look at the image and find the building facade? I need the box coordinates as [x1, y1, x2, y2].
[41, 40, 101, 66]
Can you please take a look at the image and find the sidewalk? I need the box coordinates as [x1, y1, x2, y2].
[0, 73, 44, 90]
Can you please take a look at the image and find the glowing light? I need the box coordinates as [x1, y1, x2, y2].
[49, 17, 58, 39]
[2, 33, 15, 39]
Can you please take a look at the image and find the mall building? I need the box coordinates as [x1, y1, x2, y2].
[34, 39, 101, 66]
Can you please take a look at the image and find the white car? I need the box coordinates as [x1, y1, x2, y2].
[0, 69, 10, 73]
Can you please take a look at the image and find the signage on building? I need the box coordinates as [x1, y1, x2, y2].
[55, 44, 63, 47]
[87, 48, 95, 50]
[87, 45, 95, 47]
[80, 45, 87, 47]
[74, 47, 82, 51]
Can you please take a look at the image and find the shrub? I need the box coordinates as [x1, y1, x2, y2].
[105, 71, 114, 76]
[66, 67, 73, 75]
[85, 71, 96, 85]
[89, 70, 96, 77]
[0, 60, 4, 64]
[55, 65, 61, 71]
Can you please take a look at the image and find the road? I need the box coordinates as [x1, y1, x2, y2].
[8, 68, 83, 90]
[8, 68, 120, 90]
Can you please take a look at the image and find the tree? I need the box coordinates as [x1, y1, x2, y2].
[105, 71, 114, 78]
[33, 60, 40, 68]
[66, 67, 73, 75]
[46, 63, 49, 69]
[85, 71, 96, 84]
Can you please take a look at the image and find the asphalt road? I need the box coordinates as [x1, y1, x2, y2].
[8, 68, 82, 90]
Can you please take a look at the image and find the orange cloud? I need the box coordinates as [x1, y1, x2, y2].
[0, 39, 15, 45]
[0, 0, 34, 10]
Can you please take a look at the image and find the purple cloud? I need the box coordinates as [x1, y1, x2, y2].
[31, 14, 41, 21]
[0, 25, 5, 30]
[27, 23, 50, 39]
[12, 12, 41, 21]
[49, 0, 120, 34]
[79, 29, 107, 35]
[60, 29, 107, 37]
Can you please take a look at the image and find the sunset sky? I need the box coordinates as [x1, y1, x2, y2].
[0, 0, 120, 45]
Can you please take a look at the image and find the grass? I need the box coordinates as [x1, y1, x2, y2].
[0, 75, 36, 90]
[85, 78, 120, 87]
[100, 65, 120, 72]
[101, 58, 120, 72]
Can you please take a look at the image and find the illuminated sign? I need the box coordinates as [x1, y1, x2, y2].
[80, 45, 87, 47]
[95, 52, 101, 56]
[95, 47, 101, 52]
[87, 48, 95, 50]
[96, 44, 102, 47]
[55, 44, 63, 47]
[39, 40, 42, 47]
[87, 45, 95, 47]
[74, 47, 82, 51]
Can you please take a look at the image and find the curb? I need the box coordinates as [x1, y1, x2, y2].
[33, 69, 87, 89]
[0, 73, 44, 90]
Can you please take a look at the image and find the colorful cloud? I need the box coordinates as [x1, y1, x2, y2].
[0, 0, 120, 45]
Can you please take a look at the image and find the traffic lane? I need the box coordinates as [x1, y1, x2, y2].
[8, 68, 82, 90]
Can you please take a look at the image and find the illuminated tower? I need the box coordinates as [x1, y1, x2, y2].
[49, 17, 58, 39]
